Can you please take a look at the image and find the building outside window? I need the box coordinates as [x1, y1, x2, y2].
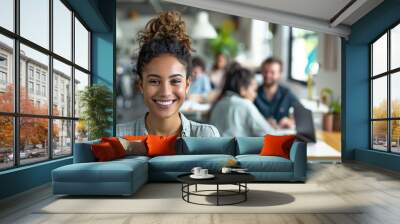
[0, 71, 6, 85]
[41, 85, 46, 97]
[35, 70, 40, 81]
[35, 83, 40, 95]
[28, 81, 34, 94]
[41, 73, 46, 83]
[0, 54, 7, 88]
[28, 66, 34, 80]
[0, 0, 91, 170]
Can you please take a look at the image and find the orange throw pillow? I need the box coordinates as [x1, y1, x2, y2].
[146, 135, 177, 157]
[91, 142, 117, 161]
[124, 135, 147, 141]
[260, 135, 296, 159]
[101, 137, 126, 158]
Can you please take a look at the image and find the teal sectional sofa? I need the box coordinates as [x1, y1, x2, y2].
[52, 137, 307, 196]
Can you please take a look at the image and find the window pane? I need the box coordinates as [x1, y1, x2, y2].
[391, 24, 400, 70]
[20, 44, 49, 115]
[391, 120, 400, 153]
[75, 120, 88, 143]
[75, 18, 89, 70]
[20, 117, 49, 165]
[20, 0, 49, 49]
[53, 119, 72, 157]
[74, 69, 89, 118]
[372, 77, 387, 119]
[53, 59, 72, 117]
[0, 35, 14, 112]
[53, 0, 72, 60]
[290, 28, 319, 82]
[372, 121, 388, 151]
[372, 33, 387, 76]
[0, 116, 13, 170]
[0, 0, 14, 31]
[391, 72, 400, 118]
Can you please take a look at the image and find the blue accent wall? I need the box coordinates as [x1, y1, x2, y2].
[343, 0, 400, 171]
[92, 33, 114, 87]
[0, 0, 116, 200]
[91, 0, 116, 136]
[0, 158, 72, 199]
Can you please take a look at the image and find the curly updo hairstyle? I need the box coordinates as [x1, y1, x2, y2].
[135, 11, 194, 80]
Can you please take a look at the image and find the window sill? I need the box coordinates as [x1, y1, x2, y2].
[0, 156, 72, 176]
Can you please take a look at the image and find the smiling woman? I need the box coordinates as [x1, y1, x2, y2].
[116, 11, 220, 138]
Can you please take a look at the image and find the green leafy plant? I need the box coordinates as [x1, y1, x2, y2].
[79, 84, 113, 140]
[331, 98, 341, 114]
[320, 87, 341, 114]
[209, 19, 239, 57]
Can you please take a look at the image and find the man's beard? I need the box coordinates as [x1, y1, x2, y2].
[264, 81, 277, 88]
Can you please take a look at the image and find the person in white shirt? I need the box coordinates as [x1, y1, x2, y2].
[210, 63, 274, 137]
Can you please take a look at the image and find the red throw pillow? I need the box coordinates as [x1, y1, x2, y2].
[146, 135, 177, 157]
[124, 135, 147, 141]
[260, 135, 296, 159]
[101, 137, 126, 158]
[91, 142, 117, 161]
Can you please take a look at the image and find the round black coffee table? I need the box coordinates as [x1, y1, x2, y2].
[177, 173, 255, 206]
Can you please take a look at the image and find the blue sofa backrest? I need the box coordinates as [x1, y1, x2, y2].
[236, 137, 264, 155]
[73, 139, 100, 163]
[178, 137, 236, 155]
[74, 137, 264, 162]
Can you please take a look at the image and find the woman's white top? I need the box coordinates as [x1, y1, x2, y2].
[210, 91, 273, 137]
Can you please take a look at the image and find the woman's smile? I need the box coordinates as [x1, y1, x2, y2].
[152, 98, 178, 109]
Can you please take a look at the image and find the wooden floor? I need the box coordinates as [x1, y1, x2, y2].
[1, 162, 400, 224]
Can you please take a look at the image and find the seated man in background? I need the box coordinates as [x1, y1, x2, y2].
[255, 57, 299, 129]
[188, 57, 212, 103]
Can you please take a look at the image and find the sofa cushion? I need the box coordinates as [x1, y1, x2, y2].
[119, 138, 147, 156]
[101, 137, 127, 158]
[53, 158, 147, 183]
[73, 140, 100, 163]
[178, 137, 236, 155]
[148, 154, 235, 172]
[236, 155, 293, 172]
[236, 137, 263, 155]
[115, 155, 150, 163]
[91, 142, 118, 161]
[146, 135, 178, 157]
[260, 135, 296, 159]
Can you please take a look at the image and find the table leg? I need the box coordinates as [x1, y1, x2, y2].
[245, 183, 247, 201]
[187, 184, 190, 202]
[181, 184, 183, 199]
[217, 184, 219, 206]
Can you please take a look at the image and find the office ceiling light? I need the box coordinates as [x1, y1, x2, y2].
[192, 11, 217, 39]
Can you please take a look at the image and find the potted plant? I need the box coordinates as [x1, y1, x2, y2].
[320, 88, 341, 132]
[79, 84, 113, 140]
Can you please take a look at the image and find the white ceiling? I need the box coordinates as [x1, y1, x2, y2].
[227, 0, 352, 23]
[164, 0, 384, 38]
